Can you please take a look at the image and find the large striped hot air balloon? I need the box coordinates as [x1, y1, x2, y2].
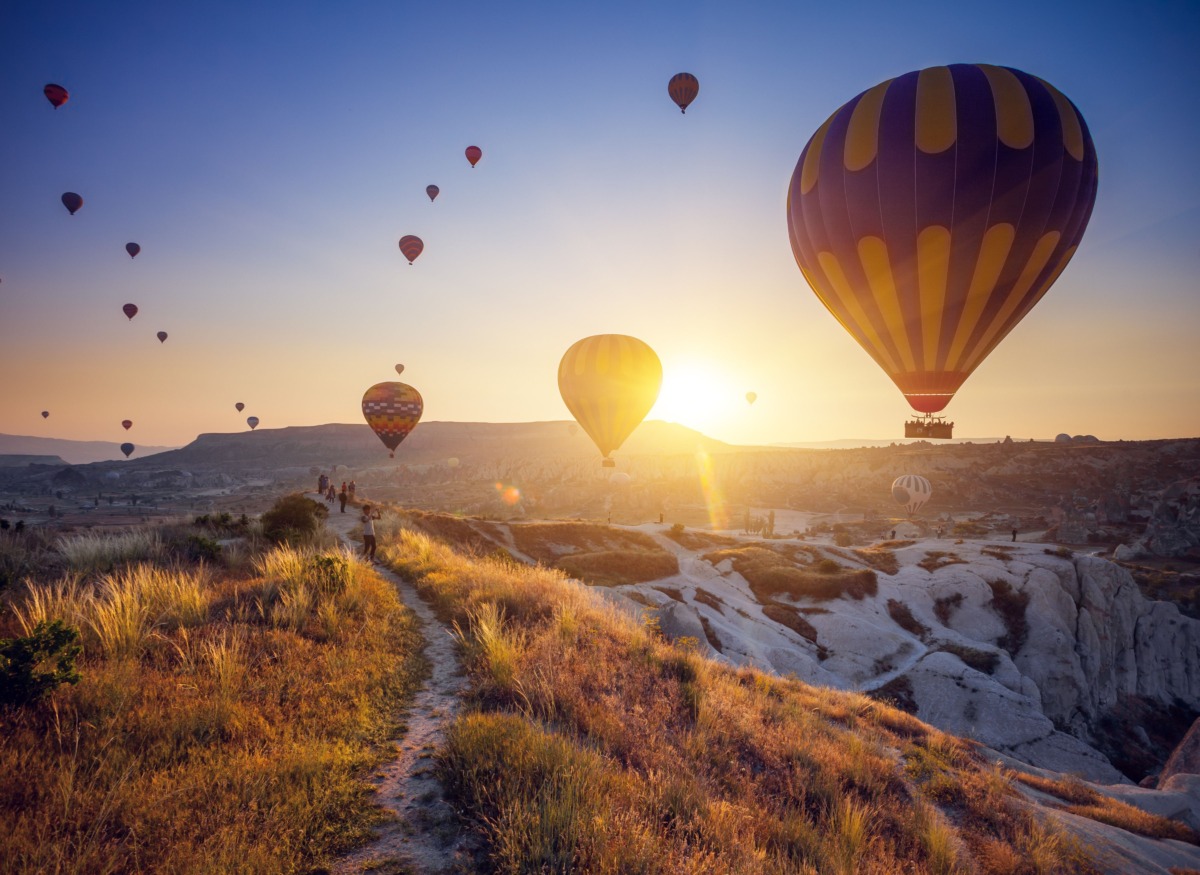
[44, 84, 69, 108]
[891, 474, 932, 515]
[787, 64, 1098, 435]
[465, 146, 482, 167]
[398, 235, 424, 265]
[668, 73, 699, 113]
[362, 382, 423, 458]
[558, 334, 662, 467]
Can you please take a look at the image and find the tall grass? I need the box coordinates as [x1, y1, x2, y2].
[0, 537, 425, 874]
[56, 528, 163, 574]
[377, 522, 1101, 874]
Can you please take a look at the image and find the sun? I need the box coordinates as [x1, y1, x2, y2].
[650, 360, 740, 435]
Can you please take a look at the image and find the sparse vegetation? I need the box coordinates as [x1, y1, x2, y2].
[1044, 546, 1074, 559]
[762, 603, 828, 658]
[933, 592, 965, 626]
[377, 522, 1099, 874]
[511, 521, 679, 586]
[56, 527, 163, 573]
[887, 598, 930, 639]
[705, 544, 878, 603]
[0, 536, 424, 873]
[662, 525, 737, 551]
[919, 551, 967, 573]
[855, 546, 900, 575]
[692, 587, 724, 614]
[938, 642, 1000, 674]
[259, 492, 330, 544]
[987, 579, 1031, 655]
[981, 545, 1016, 561]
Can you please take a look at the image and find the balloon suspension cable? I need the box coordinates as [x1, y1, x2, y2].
[904, 413, 954, 440]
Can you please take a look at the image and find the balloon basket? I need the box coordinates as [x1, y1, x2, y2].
[601, 458, 615, 468]
[904, 414, 953, 440]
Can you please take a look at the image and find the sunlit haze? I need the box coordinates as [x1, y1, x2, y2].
[3, 0, 1199, 448]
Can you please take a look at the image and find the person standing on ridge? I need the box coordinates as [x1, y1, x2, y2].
[348, 480, 356, 500]
[360, 504, 381, 560]
[338, 486, 348, 513]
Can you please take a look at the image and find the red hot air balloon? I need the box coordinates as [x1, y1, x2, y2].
[123, 304, 138, 320]
[44, 84, 69, 108]
[235, 402, 245, 412]
[122, 420, 132, 430]
[157, 331, 168, 343]
[61, 192, 83, 215]
[120, 442, 135, 458]
[399, 235, 424, 265]
[668, 73, 699, 113]
[126, 243, 141, 258]
[787, 64, 1098, 436]
[465, 146, 482, 167]
[41, 411, 49, 419]
[426, 185, 439, 202]
[362, 382, 424, 457]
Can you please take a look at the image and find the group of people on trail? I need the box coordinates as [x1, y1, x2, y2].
[315, 474, 355, 512]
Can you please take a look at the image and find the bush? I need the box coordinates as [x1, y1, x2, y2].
[987, 579, 1030, 654]
[185, 534, 222, 563]
[260, 494, 328, 544]
[0, 620, 82, 708]
[887, 599, 930, 639]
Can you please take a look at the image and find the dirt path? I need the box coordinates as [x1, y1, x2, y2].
[317, 497, 472, 875]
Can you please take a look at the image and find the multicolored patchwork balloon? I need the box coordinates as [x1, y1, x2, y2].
[362, 382, 424, 457]
[668, 73, 699, 113]
[891, 474, 932, 515]
[558, 334, 662, 467]
[787, 64, 1098, 417]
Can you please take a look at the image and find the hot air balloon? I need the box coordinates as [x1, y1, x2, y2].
[61, 192, 83, 215]
[399, 235, 424, 265]
[558, 334, 662, 467]
[465, 146, 482, 167]
[394, 363, 405, 376]
[235, 402, 245, 412]
[246, 416, 259, 430]
[668, 73, 699, 113]
[787, 65, 1098, 439]
[122, 420, 132, 430]
[120, 443, 135, 459]
[122, 304, 138, 320]
[44, 84, 69, 108]
[892, 475, 932, 515]
[362, 382, 424, 458]
[126, 243, 140, 259]
[157, 331, 168, 343]
[447, 457, 460, 468]
[746, 392, 758, 405]
[41, 411, 49, 419]
[426, 185, 439, 202]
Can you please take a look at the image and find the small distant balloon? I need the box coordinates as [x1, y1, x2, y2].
[41, 411, 49, 419]
[399, 235, 424, 264]
[61, 192, 83, 215]
[246, 416, 259, 430]
[44, 83, 69, 108]
[426, 185, 439, 202]
[465, 145, 482, 167]
[668, 73, 699, 113]
[394, 363, 405, 376]
[122, 303, 138, 320]
[235, 402, 245, 412]
[447, 457, 460, 468]
[122, 420, 132, 430]
[156, 331, 168, 343]
[125, 242, 140, 259]
[120, 442, 135, 459]
[745, 392, 757, 405]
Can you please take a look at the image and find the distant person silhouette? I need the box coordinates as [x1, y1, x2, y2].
[360, 504, 381, 560]
[349, 480, 356, 500]
[1012, 527, 1018, 542]
[338, 487, 348, 513]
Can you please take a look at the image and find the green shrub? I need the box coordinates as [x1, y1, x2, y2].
[185, 534, 222, 563]
[260, 494, 328, 544]
[0, 620, 82, 708]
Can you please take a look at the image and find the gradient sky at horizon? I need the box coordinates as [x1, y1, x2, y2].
[3, 0, 1199, 449]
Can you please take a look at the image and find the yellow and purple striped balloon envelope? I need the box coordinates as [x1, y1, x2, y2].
[788, 64, 1098, 417]
[362, 382, 424, 458]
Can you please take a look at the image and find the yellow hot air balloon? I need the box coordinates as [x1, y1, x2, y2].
[558, 334, 662, 467]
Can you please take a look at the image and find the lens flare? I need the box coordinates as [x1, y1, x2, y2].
[695, 449, 727, 529]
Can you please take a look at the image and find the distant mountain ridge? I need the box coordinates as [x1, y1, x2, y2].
[0, 435, 178, 465]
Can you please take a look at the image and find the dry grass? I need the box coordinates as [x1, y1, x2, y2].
[704, 544, 878, 603]
[887, 598, 930, 639]
[918, 551, 968, 573]
[510, 521, 679, 586]
[56, 528, 164, 574]
[377, 521, 1101, 874]
[854, 546, 900, 575]
[762, 603, 828, 658]
[662, 527, 738, 551]
[1014, 772, 1199, 843]
[0, 541, 424, 874]
[987, 579, 1030, 655]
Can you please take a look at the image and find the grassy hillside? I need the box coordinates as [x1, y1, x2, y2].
[0, 520, 424, 873]
[377, 518, 1162, 874]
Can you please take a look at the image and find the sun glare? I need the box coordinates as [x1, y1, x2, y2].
[651, 361, 740, 435]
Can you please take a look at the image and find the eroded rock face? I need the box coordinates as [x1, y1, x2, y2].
[1118, 476, 1200, 559]
[1161, 718, 1200, 785]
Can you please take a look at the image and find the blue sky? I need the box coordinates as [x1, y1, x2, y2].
[3, 0, 1199, 446]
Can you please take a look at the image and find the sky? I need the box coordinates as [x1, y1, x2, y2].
[2, 0, 1199, 449]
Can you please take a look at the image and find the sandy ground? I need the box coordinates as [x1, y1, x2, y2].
[319, 498, 473, 875]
